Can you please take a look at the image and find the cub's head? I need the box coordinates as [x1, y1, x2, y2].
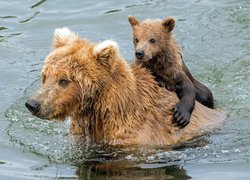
[25, 27, 120, 121]
[128, 16, 175, 63]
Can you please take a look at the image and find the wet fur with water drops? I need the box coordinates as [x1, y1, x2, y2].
[25, 28, 226, 146]
[128, 16, 214, 127]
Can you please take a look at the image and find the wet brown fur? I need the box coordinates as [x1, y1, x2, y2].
[27, 28, 226, 146]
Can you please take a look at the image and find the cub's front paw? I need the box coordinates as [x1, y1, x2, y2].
[173, 102, 191, 127]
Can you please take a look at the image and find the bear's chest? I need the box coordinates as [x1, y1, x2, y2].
[148, 59, 177, 90]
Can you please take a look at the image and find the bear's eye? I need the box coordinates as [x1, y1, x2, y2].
[59, 78, 70, 87]
[133, 38, 139, 44]
[149, 38, 156, 44]
[41, 76, 46, 84]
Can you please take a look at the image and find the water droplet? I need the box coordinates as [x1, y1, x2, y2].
[147, 156, 155, 161]
[234, 149, 240, 153]
[125, 154, 133, 160]
[221, 150, 229, 154]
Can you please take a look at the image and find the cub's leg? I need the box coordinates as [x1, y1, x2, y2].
[193, 79, 214, 109]
[182, 62, 214, 109]
[173, 76, 196, 127]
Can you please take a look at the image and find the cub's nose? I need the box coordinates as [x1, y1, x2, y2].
[135, 50, 144, 59]
[25, 99, 41, 114]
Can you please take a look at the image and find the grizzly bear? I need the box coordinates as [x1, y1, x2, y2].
[25, 28, 226, 146]
[128, 16, 214, 127]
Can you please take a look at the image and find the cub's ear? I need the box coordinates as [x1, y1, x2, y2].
[93, 40, 120, 69]
[53, 27, 79, 49]
[128, 15, 140, 27]
[162, 17, 175, 32]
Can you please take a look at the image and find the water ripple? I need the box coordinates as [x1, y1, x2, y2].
[30, 0, 47, 9]
[19, 11, 40, 24]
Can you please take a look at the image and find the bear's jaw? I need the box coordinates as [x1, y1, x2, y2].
[135, 58, 151, 64]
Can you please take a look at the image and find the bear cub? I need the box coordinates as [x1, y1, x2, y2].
[128, 16, 214, 127]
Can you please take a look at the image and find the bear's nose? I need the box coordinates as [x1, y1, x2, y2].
[135, 50, 144, 59]
[25, 99, 41, 114]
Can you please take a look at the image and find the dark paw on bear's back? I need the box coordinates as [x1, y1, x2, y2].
[173, 102, 191, 127]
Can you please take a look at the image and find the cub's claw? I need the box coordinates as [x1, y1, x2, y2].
[173, 103, 191, 127]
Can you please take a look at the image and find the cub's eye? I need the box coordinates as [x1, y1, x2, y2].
[58, 78, 70, 87]
[149, 38, 156, 44]
[133, 38, 139, 44]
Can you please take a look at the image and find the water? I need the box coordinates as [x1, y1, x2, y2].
[0, 0, 249, 179]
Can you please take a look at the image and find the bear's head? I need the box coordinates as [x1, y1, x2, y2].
[25, 28, 121, 121]
[128, 16, 176, 63]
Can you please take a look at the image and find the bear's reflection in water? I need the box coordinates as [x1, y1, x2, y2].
[71, 139, 207, 180]
[76, 162, 191, 180]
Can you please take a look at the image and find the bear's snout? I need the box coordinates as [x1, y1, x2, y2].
[135, 49, 144, 60]
[25, 99, 41, 114]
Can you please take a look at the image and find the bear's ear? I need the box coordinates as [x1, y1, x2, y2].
[53, 27, 79, 49]
[162, 17, 175, 32]
[128, 15, 140, 27]
[93, 40, 119, 68]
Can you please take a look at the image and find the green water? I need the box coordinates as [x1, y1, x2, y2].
[0, 0, 249, 179]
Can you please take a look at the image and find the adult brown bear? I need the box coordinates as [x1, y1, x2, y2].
[25, 28, 226, 146]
